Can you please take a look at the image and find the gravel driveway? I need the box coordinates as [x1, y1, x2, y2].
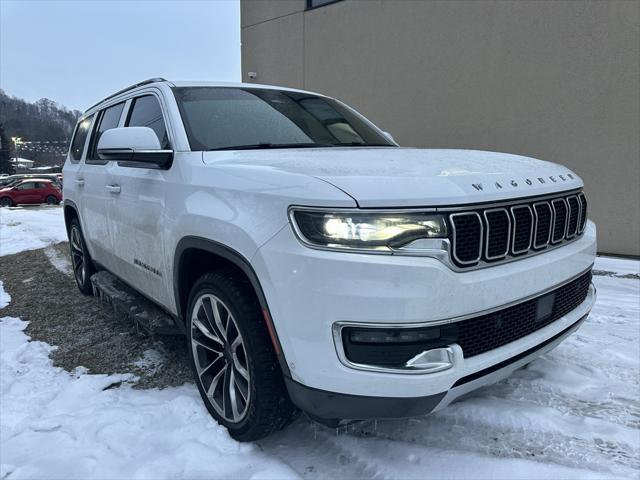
[0, 241, 191, 389]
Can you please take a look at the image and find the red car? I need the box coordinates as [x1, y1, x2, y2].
[0, 179, 62, 207]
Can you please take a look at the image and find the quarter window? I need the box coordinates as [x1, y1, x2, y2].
[87, 102, 125, 163]
[69, 115, 94, 161]
[126, 95, 169, 148]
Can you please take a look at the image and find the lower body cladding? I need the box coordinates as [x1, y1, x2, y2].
[253, 221, 597, 421]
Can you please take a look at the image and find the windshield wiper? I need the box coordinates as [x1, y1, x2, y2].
[208, 143, 335, 151]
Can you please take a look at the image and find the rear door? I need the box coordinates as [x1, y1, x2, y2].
[77, 102, 126, 271]
[108, 93, 173, 307]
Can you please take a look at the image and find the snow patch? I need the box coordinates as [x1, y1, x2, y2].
[0, 317, 298, 480]
[0, 206, 67, 256]
[0, 280, 10, 309]
[43, 246, 72, 275]
[131, 348, 165, 374]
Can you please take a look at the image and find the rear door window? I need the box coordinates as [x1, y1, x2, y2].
[126, 95, 169, 148]
[87, 102, 125, 164]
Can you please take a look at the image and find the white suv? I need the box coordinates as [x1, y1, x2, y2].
[63, 78, 597, 441]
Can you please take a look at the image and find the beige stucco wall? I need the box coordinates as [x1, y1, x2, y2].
[241, 0, 640, 256]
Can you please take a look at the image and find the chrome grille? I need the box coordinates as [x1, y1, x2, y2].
[450, 212, 482, 265]
[551, 198, 568, 244]
[578, 193, 587, 233]
[450, 190, 587, 268]
[511, 205, 533, 254]
[533, 202, 552, 249]
[566, 195, 580, 238]
[484, 209, 510, 259]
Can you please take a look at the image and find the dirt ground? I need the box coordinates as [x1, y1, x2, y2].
[0, 242, 192, 389]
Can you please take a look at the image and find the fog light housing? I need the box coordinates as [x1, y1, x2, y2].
[341, 325, 458, 370]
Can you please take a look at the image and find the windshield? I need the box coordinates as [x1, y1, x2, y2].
[172, 87, 396, 151]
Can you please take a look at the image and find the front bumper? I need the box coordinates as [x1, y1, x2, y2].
[253, 220, 597, 401]
[285, 311, 590, 421]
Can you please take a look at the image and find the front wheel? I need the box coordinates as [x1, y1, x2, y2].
[0, 197, 12, 207]
[45, 195, 59, 205]
[69, 218, 95, 294]
[186, 271, 294, 441]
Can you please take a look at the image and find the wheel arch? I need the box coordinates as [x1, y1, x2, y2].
[63, 199, 80, 234]
[173, 236, 291, 377]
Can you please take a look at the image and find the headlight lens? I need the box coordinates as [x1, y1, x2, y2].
[291, 209, 448, 250]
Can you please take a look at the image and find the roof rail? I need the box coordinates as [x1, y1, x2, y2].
[85, 77, 167, 113]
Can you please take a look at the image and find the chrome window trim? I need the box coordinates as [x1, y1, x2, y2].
[483, 208, 511, 260]
[532, 201, 553, 249]
[510, 205, 534, 254]
[551, 198, 568, 244]
[331, 266, 594, 374]
[450, 212, 483, 265]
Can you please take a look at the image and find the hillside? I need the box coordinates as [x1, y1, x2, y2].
[0, 89, 81, 165]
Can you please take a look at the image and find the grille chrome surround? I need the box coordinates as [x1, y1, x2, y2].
[510, 205, 534, 255]
[450, 212, 483, 265]
[449, 190, 587, 268]
[483, 208, 511, 260]
[550, 198, 568, 244]
[532, 202, 553, 249]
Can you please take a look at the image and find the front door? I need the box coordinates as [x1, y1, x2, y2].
[77, 101, 126, 271]
[108, 94, 172, 309]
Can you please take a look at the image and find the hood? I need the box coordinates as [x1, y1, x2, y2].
[202, 147, 583, 207]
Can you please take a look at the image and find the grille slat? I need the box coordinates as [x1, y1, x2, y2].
[451, 213, 482, 265]
[578, 193, 588, 233]
[566, 196, 580, 238]
[551, 198, 568, 244]
[533, 202, 552, 249]
[511, 205, 533, 254]
[484, 209, 510, 260]
[449, 191, 587, 268]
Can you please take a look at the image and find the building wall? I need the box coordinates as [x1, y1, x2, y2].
[241, 0, 640, 256]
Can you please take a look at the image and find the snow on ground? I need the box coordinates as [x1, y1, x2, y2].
[0, 280, 10, 308]
[1, 207, 638, 479]
[0, 206, 68, 256]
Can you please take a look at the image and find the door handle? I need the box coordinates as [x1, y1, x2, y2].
[105, 184, 121, 194]
[75, 179, 85, 187]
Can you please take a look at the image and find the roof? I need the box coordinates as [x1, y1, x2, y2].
[84, 77, 323, 114]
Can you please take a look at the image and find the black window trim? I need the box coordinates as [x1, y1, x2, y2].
[85, 101, 127, 165]
[306, 0, 343, 10]
[124, 93, 172, 150]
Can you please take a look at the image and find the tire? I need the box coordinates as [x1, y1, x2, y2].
[186, 271, 294, 441]
[45, 195, 59, 205]
[69, 218, 95, 295]
[0, 197, 12, 207]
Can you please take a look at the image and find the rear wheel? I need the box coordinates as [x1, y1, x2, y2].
[0, 197, 12, 207]
[186, 271, 294, 441]
[45, 195, 59, 205]
[69, 218, 95, 295]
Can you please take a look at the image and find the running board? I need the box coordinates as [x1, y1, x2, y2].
[90, 270, 181, 336]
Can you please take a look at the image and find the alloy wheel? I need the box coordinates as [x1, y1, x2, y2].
[70, 226, 86, 286]
[191, 293, 251, 423]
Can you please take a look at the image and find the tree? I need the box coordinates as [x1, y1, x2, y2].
[0, 124, 15, 175]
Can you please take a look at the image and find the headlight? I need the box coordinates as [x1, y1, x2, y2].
[290, 208, 448, 251]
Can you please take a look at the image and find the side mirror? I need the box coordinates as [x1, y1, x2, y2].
[97, 127, 173, 169]
[382, 131, 396, 144]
